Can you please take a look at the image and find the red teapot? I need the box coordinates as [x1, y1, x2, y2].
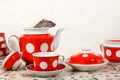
[7, 27, 64, 64]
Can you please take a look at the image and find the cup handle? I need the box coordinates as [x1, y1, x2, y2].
[58, 55, 65, 64]
[7, 35, 20, 52]
[100, 44, 103, 52]
[100, 44, 105, 58]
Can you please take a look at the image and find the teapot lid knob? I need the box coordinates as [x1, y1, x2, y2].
[81, 49, 92, 53]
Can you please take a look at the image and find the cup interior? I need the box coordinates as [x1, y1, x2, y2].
[32, 52, 58, 57]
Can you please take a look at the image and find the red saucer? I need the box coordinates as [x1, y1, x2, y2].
[27, 64, 65, 71]
[26, 64, 66, 77]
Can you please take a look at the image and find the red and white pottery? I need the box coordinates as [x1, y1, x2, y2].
[101, 39, 120, 62]
[2, 51, 20, 70]
[66, 58, 108, 71]
[0, 33, 8, 57]
[26, 64, 66, 77]
[66, 49, 108, 71]
[69, 49, 104, 64]
[32, 52, 64, 71]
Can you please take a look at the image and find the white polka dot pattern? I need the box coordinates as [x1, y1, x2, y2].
[40, 62, 48, 69]
[1, 44, 6, 48]
[40, 43, 48, 52]
[52, 60, 57, 68]
[0, 37, 4, 42]
[82, 54, 88, 57]
[106, 49, 112, 56]
[116, 50, 120, 57]
[0, 51, 3, 55]
[26, 43, 35, 53]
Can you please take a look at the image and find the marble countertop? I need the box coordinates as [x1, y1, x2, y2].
[0, 59, 120, 80]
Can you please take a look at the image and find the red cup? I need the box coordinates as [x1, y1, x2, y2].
[101, 39, 120, 62]
[32, 52, 64, 71]
[0, 33, 7, 48]
[0, 33, 8, 57]
[0, 33, 5, 41]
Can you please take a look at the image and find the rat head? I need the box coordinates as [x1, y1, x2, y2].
[34, 19, 56, 28]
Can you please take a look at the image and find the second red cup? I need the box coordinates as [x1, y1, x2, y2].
[101, 39, 120, 62]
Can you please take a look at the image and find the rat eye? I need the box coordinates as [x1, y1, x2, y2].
[48, 21, 52, 23]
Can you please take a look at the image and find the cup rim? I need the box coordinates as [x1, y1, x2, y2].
[105, 39, 120, 43]
[32, 52, 58, 57]
[103, 39, 120, 47]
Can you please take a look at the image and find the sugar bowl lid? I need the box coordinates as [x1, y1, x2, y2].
[2, 51, 21, 70]
[69, 49, 104, 64]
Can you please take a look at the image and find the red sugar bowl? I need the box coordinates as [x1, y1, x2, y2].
[66, 49, 108, 71]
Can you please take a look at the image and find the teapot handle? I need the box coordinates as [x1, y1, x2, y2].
[7, 35, 20, 52]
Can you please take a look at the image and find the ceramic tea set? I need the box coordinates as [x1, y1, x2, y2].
[1, 26, 66, 76]
[1, 19, 120, 77]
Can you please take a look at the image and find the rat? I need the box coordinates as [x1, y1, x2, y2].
[34, 19, 56, 28]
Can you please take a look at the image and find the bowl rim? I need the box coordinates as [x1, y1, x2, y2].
[66, 58, 108, 67]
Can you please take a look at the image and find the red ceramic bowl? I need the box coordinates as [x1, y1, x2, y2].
[69, 50, 104, 64]
[2, 51, 20, 70]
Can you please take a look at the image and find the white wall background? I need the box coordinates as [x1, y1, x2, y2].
[0, 0, 120, 58]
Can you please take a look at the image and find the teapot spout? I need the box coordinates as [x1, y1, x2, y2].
[53, 28, 64, 51]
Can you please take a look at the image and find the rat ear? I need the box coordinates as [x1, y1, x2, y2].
[41, 19, 46, 22]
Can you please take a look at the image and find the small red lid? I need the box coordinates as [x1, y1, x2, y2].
[2, 51, 21, 70]
[69, 49, 104, 64]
